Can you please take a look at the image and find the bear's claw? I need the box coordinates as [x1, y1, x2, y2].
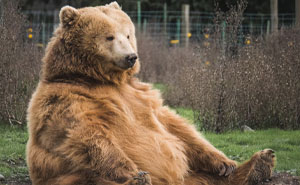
[219, 163, 236, 176]
[137, 171, 149, 176]
[131, 171, 151, 185]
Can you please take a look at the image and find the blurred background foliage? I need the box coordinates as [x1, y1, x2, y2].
[21, 0, 294, 14]
[0, 0, 299, 133]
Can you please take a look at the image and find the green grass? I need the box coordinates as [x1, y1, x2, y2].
[0, 124, 28, 179]
[204, 129, 300, 176]
[174, 107, 194, 123]
[0, 109, 300, 180]
[171, 107, 300, 176]
[175, 107, 194, 120]
[152, 84, 300, 175]
[153, 83, 167, 94]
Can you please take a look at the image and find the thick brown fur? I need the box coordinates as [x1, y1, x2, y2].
[26, 2, 275, 185]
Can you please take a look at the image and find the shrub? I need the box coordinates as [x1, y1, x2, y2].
[0, 0, 41, 125]
[137, 1, 300, 132]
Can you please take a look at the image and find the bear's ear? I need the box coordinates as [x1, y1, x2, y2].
[59, 6, 80, 27]
[106, 2, 121, 10]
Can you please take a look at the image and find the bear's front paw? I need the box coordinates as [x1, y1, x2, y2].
[217, 159, 237, 176]
[130, 171, 152, 185]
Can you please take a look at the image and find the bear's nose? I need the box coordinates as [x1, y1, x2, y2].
[125, 53, 138, 68]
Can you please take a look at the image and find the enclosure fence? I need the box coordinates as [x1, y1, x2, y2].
[24, 10, 296, 47]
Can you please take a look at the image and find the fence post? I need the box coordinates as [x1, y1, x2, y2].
[296, 0, 300, 27]
[53, 10, 59, 31]
[0, 0, 2, 19]
[266, 20, 270, 35]
[42, 22, 46, 46]
[181, 4, 190, 47]
[176, 18, 181, 41]
[137, 0, 141, 32]
[163, 2, 167, 38]
[222, 21, 226, 56]
[270, 0, 278, 33]
[260, 15, 264, 35]
[143, 18, 147, 34]
[249, 21, 253, 34]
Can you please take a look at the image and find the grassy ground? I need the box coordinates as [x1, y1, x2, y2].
[0, 124, 28, 180]
[175, 108, 300, 176]
[156, 83, 300, 176]
[0, 109, 300, 181]
[206, 129, 300, 176]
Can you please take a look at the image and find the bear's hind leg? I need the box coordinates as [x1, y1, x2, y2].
[45, 171, 151, 185]
[44, 172, 116, 185]
[184, 173, 227, 185]
[228, 149, 275, 185]
[185, 149, 275, 185]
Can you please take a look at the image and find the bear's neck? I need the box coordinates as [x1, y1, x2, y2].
[41, 40, 137, 86]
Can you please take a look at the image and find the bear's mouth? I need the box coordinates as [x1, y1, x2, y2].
[113, 60, 135, 70]
[113, 56, 137, 70]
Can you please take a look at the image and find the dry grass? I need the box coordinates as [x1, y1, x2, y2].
[0, 0, 299, 132]
[0, 0, 42, 125]
[137, 0, 300, 132]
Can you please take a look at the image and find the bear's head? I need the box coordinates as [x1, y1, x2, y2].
[42, 2, 140, 85]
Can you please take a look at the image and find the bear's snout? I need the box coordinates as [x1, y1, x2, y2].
[125, 53, 137, 68]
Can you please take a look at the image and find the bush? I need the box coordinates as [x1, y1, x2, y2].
[186, 29, 300, 132]
[137, 1, 300, 132]
[0, 0, 41, 125]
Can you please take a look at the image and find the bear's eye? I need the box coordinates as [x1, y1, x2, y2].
[106, 36, 114, 41]
[127, 35, 130, 39]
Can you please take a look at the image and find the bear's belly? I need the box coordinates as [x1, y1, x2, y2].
[116, 118, 189, 185]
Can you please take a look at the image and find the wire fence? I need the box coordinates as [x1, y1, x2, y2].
[23, 10, 296, 47]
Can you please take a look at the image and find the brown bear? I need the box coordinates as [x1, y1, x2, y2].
[26, 2, 275, 185]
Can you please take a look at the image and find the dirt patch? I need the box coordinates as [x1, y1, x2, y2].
[0, 179, 31, 185]
[1, 172, 299, 185]
[261, 172, 300, 185]
[0, 174, 30, 185]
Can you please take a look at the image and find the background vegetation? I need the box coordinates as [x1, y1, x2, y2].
[139, 27, 300, 132]
[138, 1, 300, 132]
[0, 0, 41, 125]
[0, 0, 299, 132]
[21, 0, 295, 14]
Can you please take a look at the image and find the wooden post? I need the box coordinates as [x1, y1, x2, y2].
[181, 4, 190, 47]
[270, 0, 278, 33]
[296, 0, 300, 27]
[163, 2, 167, 37]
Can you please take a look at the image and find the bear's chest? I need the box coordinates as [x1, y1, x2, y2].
[116, 111, 188, 184]
[112, 88, 188, 184]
